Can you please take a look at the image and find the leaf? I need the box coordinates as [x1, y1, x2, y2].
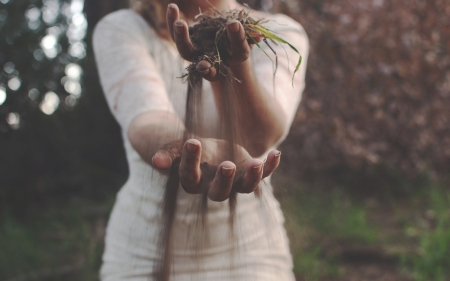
[246, 32, 274, 65]
[247, 24, 302, 86]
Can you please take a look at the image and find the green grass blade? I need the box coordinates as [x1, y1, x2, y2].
[246, 32, 274, 65]
[247, 24, 302, 85]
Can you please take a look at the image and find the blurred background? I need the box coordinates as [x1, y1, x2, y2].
[1, 0, 449, 280]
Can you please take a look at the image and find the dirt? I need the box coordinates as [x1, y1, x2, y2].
[187, 8, 264, 77]
[325, 264, 413, 281]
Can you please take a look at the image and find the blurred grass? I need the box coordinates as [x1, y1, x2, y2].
[401, 187, 450, 281]
[0, 199, 111, 281]
[1, 174, 450, 281]
[274, 174, 379, 280]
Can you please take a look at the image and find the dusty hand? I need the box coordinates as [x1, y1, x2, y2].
[166, 3, 262, 82]
[152, 138, 281, 201]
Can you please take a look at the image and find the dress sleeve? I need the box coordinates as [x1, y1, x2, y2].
[251, 14, 309, 142]
[93, 10, 176, 134]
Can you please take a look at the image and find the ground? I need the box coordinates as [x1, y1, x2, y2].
[1, 170, 449, 281]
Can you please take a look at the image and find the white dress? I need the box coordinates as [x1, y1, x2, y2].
[93, 9, 308, 281]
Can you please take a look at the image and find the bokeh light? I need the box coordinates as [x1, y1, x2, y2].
[3, 61, 15, 73]
[26, 6, 40, 21]
[0, 0, 86, 132]
[6, 112, 20, 130]
[26, 5, 41, 30]
[42, 0, 60, 25]
[8, 77, 21, 91]
[62, 63, 83, 97]
[0, 86, 6, 105]
[63, 80, 81, 97]
[65, 94, 77, 107]
[65, 63, 82, 79]
[40, 34, 59, 59]
[68, 41, 86, 59]
[40, 91, 60, 115]
[28, 88, 40, 100]
[33, 49, 45, 61]
[66, 0, 87, 59]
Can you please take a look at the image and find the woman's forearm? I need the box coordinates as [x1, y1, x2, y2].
[127, 111, 185, 165]
[211, 59, 286, 157]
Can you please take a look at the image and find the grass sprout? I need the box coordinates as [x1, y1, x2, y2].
[186, 6, 302, 87]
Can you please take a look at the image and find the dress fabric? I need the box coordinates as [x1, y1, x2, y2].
[93, 9, 309, 281]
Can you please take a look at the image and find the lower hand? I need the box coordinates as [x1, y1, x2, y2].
[152, 138, 281, 201]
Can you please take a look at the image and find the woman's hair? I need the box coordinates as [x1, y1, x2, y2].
[130, 0, 172, 39]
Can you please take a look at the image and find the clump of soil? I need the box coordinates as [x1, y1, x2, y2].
[186, 7, 266, 79]
[185, 6, 302, 83]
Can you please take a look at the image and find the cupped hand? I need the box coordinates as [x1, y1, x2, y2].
[152, 138, 281, 202]
[166, 3, 263, 81]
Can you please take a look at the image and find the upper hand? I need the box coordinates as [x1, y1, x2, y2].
[152, 138, 281, 201]
[166, 3, 263, 82]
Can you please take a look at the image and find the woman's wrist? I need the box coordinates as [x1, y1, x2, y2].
[229, 58, 254, 81]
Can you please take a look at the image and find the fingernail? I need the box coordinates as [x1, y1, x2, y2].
[186, 140, 198, 153]
[222, 166, 235, 178]
[151, 155, 156, 166]
[227, 20, 240, 33]
[168, 4, 176, 15]
[174, 21, 183, 34]
[196, 61, 212, 74]
[253, 163, 263, 174]
[274, 151, 281, 158]
[197, 68, 210, 75]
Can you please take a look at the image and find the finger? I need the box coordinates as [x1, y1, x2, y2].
[227, 20, 250, 65]
[239, 159, 263, 194]
[208, 161, 236, 202]
[196, 60, 219, 81]
[247, 31, 263, 45]
[179, 139, 202, 194]
[174, 20, 195, 61]
[152, 140, 182, 170]
[262, 150, 281, 178]
[166, 3, 180, 42]
[152, 150, 174, 170]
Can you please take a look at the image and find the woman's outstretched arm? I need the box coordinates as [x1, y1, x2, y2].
[167, 4, 298, 157]
[128, 111, 281, 201]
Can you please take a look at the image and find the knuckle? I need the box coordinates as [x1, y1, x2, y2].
[180, 170, 200, 187]
[242, 49, 250, 58]
[185, 155, 199, 166]
[219, 176, 233, 186]
[232, 51, 249, 63]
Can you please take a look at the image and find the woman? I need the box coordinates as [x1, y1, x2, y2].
[93, 0, 308, 280]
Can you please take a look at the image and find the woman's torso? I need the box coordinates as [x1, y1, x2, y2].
[94, 8, 308, 280]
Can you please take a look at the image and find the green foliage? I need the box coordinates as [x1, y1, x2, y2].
[0, 201, 107, 281]
[293, 246, 324, 281]
[289, 188, 378, 244]
[276, 174, 379, 280]
[246, 23, 302, 83]
[0, 6, 127, 217]
[406, 188, 450, 281]
[0, 0, 86, 132]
